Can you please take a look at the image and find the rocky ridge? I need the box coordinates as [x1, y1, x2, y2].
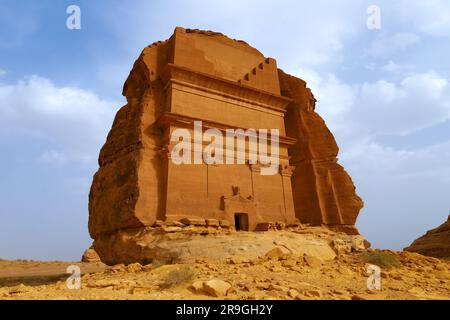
[405, 215, 450, 259]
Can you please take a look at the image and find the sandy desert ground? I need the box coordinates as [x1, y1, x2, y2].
[1, 247, 449, 300]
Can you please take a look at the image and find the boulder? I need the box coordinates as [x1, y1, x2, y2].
[126, 262, 143, 272]
[202, 279, 231, 297]
[331, 239, 352, 255]
[81, 245, 101, 263]
[188, 280, 205, 294]
[228, 256, 250, 264]
[264, 247, 286, 260]
[303, 255, 323, 268]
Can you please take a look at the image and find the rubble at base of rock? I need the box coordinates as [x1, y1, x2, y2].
[92, 225, 368, 266]
[1, 246, 449, 300]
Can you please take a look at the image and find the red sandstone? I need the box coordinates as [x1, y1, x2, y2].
[88, 27, 363, 264]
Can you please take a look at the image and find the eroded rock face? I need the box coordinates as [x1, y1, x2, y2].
[88, 27, 363, 264]
[279, 71, 363, 234]
[405, 215, 450, 259]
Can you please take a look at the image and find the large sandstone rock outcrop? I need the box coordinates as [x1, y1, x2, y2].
[404, 215, 450, 259]
[88, 27, 363, 265]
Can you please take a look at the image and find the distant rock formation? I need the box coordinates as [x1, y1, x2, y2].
[88, 27, 363, 265]
[404, 215, 450, 259]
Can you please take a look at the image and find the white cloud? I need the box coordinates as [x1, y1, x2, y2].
[0, 75, 121, 165]
[350, 138, 450, 250]
[394, 0, 450, 37]
[298, 69, 450, 138]
[342, 138, 450, 178]
[357, 71, 449, 135]
[381, 60, 401, 73]
[37, 150, 68, 165]
[367, 32, 420, 57]
[0, 68, 6, 77]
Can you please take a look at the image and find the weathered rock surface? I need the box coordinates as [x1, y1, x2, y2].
[202, 279, 231, 297]
[88, 27, 363, 264]
[93, 228, 345, 265]
[81, 245, 101, 263]
[89, 225, 370, 266]
[405, 215, 450, 259]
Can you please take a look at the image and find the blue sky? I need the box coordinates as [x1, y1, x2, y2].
[0, 0, 449, 261]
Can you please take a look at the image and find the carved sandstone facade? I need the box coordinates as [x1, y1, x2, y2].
[89, 27, 363, 251]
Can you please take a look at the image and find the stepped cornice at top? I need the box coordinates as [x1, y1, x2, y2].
[123, 26, 284, 102]
[161, 63, 292, 113]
